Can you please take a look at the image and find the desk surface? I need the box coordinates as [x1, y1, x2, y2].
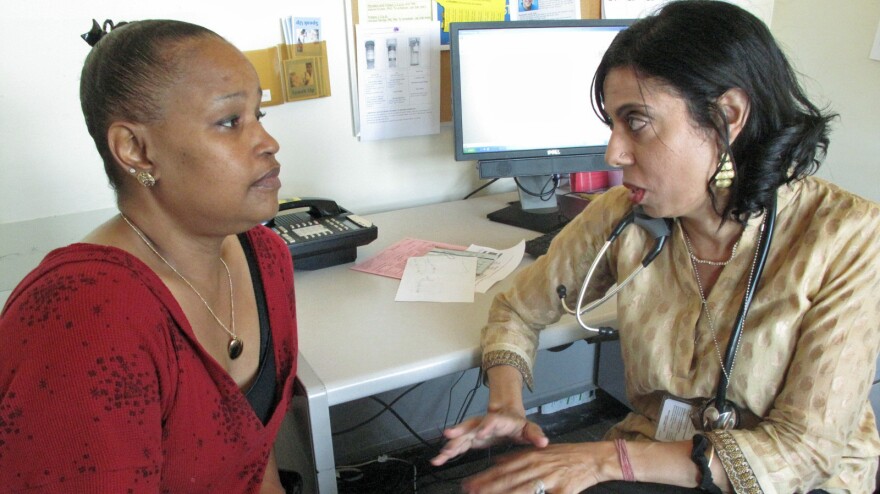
[292, 192, 616, 406]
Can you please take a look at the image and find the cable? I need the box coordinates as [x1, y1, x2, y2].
[370, 395, 437, 451]
[333, 369, 486, 492]
[514, 174, 559, 201]
[337, 455, 417, 493]
[454, 368, 483, 425]
[463, 178, 500, 200]
[442, 371, 468, 431]
[332, 382, 423, 436]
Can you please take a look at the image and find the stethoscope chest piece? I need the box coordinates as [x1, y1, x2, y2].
[696, 399, 740, 431]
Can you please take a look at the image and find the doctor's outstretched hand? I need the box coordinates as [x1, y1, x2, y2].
[429, 407, 549, 467]
[430, 365, 549, 467]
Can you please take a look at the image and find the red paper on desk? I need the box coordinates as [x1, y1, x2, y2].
[350, 237, 466, 279]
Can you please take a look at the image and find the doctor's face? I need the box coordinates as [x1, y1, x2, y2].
[602, 67, 720, 220]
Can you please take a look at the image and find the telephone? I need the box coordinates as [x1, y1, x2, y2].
[266, 197, 378, 270]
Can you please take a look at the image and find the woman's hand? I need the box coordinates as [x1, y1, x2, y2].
[429, 408, 549, 466]
[460, 441, 618, 494]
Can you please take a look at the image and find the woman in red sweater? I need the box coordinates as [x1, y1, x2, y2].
[0, 19, 298, 493]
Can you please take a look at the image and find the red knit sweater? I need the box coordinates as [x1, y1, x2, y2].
[0, 226, 298, 493]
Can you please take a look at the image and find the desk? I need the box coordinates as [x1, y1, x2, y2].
[285, 192, 617, 493]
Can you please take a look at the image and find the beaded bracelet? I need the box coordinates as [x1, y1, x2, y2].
[691, 434, 722, 494]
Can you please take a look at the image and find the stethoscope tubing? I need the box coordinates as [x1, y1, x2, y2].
[561, 197, 777, 420]
[715, 194, 776, 407]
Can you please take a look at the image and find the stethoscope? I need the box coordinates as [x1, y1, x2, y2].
[557, 196, 776, 431]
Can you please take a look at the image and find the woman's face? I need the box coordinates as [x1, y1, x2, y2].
[602, 67, 719, 220]
[140, 37, 281, 233]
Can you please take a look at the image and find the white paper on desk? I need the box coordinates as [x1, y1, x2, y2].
[468, 240, 526, 293]
[428, 248, 498, 275]
[395, 256, 477, 302]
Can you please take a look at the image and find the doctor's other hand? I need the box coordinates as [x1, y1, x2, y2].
[459, 441, 616, 494]
[429, 409, 549, 467]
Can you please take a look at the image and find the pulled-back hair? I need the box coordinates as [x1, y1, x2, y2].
[80, 20, 222, 190]
[593, 0, 836, 223]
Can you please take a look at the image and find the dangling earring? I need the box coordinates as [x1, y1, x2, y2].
[713, 153, 735, 189]
[136, 171, 156, 187]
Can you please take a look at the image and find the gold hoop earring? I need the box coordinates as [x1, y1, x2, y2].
[136, 171, 156, 188]
[713, 153, 734, 189]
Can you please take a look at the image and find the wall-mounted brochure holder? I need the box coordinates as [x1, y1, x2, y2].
[244, 41, 331, 107]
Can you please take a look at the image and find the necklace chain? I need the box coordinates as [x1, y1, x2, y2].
[120, 214, 241, 358]
[684, 216, 765, 388]
[681, 228, 739, 266]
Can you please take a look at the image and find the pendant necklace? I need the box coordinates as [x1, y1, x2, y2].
[121, 214, 243, 359]
[682, 225, 756, 383]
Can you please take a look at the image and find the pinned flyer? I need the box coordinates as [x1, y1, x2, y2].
[355, 21, 441, 140]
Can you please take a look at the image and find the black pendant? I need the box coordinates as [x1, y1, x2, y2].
[228, 337, 244, 359]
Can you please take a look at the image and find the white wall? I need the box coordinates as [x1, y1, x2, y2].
[2, 0, 879, 303]
[771, 0, 880, 203]
[0, 0, 496, 226]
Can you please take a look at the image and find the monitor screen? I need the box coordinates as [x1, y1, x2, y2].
[451, 19, 631, 170]
[450, 19, 631, 232]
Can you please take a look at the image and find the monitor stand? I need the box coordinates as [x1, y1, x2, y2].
[486, 176, 568, 233]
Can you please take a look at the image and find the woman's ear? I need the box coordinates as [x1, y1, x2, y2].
[717, 87, 750, 145]
[107, 122, 152, 178]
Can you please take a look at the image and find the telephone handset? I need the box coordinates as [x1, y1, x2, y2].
[266, 197, 378, 270]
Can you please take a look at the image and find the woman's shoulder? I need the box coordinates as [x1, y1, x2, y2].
[3, 243, 168, 318]
[783, 177, 880, 228]
[780, 178, 880, 261]
[577, 186, 633, 226]
[1, 243, 178, 387]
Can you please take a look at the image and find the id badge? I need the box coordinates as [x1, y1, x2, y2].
[656, 394, 699, 442]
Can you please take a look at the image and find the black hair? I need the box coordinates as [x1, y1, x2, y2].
[80, 19, 222, 190]
[592, 0, 836, 223]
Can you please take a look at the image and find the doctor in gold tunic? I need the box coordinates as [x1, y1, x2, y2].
[431, 1, 880, 493]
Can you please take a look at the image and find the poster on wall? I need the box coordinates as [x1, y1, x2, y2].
[355, 21, 442, 140]
[601, 0, 774, 26]
[508, 0, 581, 21]
[358, 0, 435, 22]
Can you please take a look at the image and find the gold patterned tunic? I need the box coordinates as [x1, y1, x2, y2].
[482, 178, 880, 493]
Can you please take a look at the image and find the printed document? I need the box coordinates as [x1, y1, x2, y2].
[355, 21, 441, 140]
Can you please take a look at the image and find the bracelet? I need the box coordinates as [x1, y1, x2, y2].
[614, 438, 636, 482]
[691, 434, 722, 494]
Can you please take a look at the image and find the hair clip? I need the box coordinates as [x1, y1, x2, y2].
[81, 19, 127, 47]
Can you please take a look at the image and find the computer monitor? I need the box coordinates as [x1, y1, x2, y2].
[450, 19, 632, 232]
